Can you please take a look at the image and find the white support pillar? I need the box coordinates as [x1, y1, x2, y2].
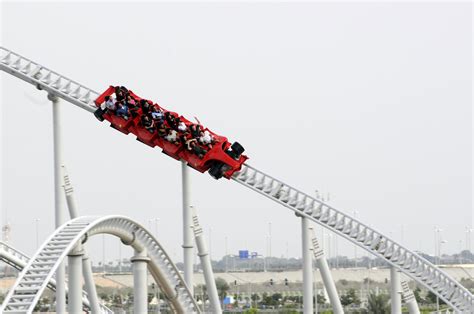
[301, 217, 313, 314]
[406, 300, 421, 314]
[401, 280, 420, 314]
[50, 93, 66, 313]
[82, 253, 101, 314]
[191, 206, 222, 313]
[181, 161, 194, 295]
[311, 234, 343, 314]
[131, 249, 150, 314]
[390, 266, 402, 314]
[62, 165, 100, 313]
[67, 245, 84, 314]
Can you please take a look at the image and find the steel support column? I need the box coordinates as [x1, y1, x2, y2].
[62, 165, 100, 313]
[82, 253, 101, 313]
[401, 280, 420, 314]
[301, 217, 313, 314]
[181, 162, 194, 295]
[132, 249, 150, 314]
[390, 266, 402, 314]
[67, 245, 84, 314]
[192, 206, 222, 313]
[50, 93, 66, 313]
[311, 235, 343, 314]
[406, 298, 421, 314]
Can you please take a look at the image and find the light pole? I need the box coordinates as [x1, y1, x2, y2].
[35, 218, 40, 249]
[437, 239, 447, 313]
[401, 224, 404, 246]
[118, 239, 122, 273]
[148, 219, 153, 233]
[466, 227, 473, 253]
[268, 222, 272, 258]
[225, 236, 228, 273]
[208, 227, 212, 261]
[326, 233, 332, 268]
[458, 240, 463, 264]
[154, 218, 160, 238]
[353, 211, 359, 268]
[434, 227, 443, 264]
[438, 239, 447, 264]
[102, 234, 106, 274]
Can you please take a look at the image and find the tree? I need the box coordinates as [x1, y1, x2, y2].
[425, 290, 445, 305]
[413, 287, 422, 304]
[317, 294, 326, 305]
[251, 293, 260, 302]
[339, 279, 349, 286]
[340, 289, 361, 307]
[367, 292, 389, 314]
[215, 278, 230, 300]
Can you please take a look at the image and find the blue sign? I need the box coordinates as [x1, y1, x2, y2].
[239, 250, 249, 259]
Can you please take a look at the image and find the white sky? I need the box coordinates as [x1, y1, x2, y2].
[0, 1, 472, 265]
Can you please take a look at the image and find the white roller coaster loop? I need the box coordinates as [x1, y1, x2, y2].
[0, 215, 200, 314]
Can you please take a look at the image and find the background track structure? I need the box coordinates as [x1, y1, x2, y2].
[0, 241, 113, 313]
[0, 216, 200, 313]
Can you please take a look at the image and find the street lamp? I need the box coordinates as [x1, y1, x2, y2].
[268, 222, 272, 259]
[225, 236, 228, 273]
[466, 227, 474, 253]
[148, 219, 153, 233]
[437, 238, 447, 314]
[439, 240, 448, 264]
[35, 218, 40, 249]
[154, 218, 160, 238]
[353, 211, 359, 268]
[434, 227, 443, 264]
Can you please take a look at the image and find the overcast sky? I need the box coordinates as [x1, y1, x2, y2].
[0, 2, 472, 266]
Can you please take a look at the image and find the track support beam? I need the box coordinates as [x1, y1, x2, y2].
[132, 249, 150, 314]
[390, 266, 402, 314]
[50, 93, 66, 313]
[401, 280, 420, 314]
[311, 232, 343, 314]
[181, 161, 194, 295]
[62, 165, 101, 313]
[301, 217, 313, 314]
[192, 206, 222, 313]
[67, 245, 84, 314]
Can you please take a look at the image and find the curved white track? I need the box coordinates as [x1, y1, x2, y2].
[0, 46, 472, 312]
[0, 216, 200, 314]
[0, 241, 112, 313]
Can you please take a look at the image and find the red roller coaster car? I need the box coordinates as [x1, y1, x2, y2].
[93, 86, 248, 179]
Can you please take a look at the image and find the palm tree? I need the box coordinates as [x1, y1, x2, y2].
[367, 292, 389, 313]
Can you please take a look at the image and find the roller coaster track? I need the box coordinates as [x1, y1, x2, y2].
[0, 216, 200, 313]
[0, 46, 472, 312]
[0, 241, 113, 313]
